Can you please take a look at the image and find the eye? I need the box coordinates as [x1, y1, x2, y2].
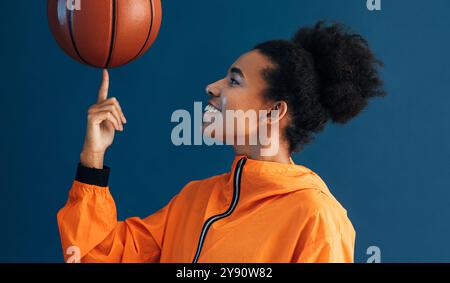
[229, 77, 240, 86]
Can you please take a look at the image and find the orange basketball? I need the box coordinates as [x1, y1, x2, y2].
[47, 0, 162, 68]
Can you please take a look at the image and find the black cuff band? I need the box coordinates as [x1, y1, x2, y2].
[75, 163, 110, 187]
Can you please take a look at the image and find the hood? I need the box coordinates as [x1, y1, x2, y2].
[220, 155, 336, 211]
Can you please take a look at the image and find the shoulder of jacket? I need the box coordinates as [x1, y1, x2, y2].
[290, 188, 348, 220]
[178, 171, 230, 195]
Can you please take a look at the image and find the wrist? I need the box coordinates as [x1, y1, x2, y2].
[80, 150, 105, 169]
[75, 162, 110, 187]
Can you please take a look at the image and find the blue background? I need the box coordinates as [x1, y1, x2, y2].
[0, 0, 449, 262]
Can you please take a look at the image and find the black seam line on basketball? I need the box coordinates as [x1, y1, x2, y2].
[191, 157, 247, 263]
[67, 4, 88, 64]
[125, 0, 154, 65]
[104, 0, 117, 68]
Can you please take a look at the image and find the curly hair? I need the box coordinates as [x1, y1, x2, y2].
[254, 21, 387, 152]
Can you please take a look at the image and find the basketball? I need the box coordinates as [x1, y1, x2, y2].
[47, 0, 162, 68]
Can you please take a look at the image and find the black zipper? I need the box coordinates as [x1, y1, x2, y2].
[192, 157, 247, 263]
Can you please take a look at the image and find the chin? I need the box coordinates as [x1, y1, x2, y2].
[202, 123, 226, 144]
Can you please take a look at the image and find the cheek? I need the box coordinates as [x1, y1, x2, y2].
[221, 91, 265, 138]
[220, 91, 238, 112]
[222, 89, 262, 112]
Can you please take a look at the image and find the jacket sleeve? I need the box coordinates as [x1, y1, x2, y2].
[57, 163, 177, 263]
[291, 209, 355, 263]
[293, 237, 353, 263]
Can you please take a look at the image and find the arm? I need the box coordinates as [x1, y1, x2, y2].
[58, 69, 174, 262]
[293, 237, 353, 263]
[291, 209, 355, 263]
[57, 163, 177, 263]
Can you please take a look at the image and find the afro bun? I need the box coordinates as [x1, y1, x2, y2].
[254, 21, 386, 152]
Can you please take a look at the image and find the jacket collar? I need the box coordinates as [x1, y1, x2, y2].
[222, 155, 334, 209]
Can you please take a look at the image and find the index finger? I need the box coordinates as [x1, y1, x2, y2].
[98, 69, 109, 102]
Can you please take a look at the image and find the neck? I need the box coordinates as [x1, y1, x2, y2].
[234, 143, 292, 164]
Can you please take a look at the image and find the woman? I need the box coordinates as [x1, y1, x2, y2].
[57, 22, 386, 263]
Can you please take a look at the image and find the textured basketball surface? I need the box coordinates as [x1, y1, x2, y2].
[47, 0, 162, 68]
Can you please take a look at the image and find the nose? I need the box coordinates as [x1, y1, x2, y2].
[205, 83, 220, 98]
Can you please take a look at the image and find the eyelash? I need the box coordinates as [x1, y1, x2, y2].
[229, 77, 239, 86]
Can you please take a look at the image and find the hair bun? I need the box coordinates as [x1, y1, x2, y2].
[292, 21, 386, 123]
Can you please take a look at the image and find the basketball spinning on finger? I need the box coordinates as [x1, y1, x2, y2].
[47, 0, 162, 68]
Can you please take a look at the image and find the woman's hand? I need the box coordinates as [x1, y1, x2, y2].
[80, 69, 127, 169]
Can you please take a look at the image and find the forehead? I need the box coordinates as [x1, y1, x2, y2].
[230, 50, 274, 82]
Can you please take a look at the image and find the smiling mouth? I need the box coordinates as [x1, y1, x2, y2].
[204, 103, 221, 113]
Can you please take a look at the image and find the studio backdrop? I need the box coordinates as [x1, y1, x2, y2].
[0, 0, 449, 262]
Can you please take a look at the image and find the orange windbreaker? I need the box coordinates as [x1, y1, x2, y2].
[57, 155, 355, 263]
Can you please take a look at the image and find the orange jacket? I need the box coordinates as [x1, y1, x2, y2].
[57, 155, 355, 263]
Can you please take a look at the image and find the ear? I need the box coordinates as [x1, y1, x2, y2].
[266, 101, 288, 124]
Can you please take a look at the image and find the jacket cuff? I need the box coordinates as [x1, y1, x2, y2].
[75, 163, 110, 187]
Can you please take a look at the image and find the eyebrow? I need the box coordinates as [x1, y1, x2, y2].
[229, 67, 245, 79]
